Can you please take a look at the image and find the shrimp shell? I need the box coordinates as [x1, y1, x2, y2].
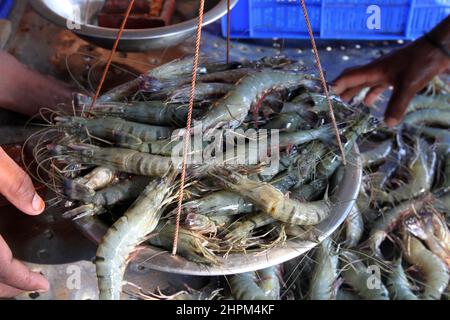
[403, 235, 449, 300]
[96, 176, 175, 300]
[309, 238, 339, 300]
[200, 70, 315, 130]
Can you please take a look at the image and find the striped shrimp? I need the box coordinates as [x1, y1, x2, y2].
[229, 267, 280, 300]
[55, 116, 173, 143]
[90, 101, 203, 127]
[96, 174, 176, 300]
[403, 234, 449, 300]
[385, 258, 419, 300]
[309, 238, 339, 300]
[340, 251, 389, 300]
[52, 143, 176, 177]
[199, 70, 315, 130]
[212, 169, 332, 226]
[149, 83, 234, 103]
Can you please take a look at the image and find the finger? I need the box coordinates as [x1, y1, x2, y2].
[364, 85, 388, 106]
[340, 85, 367, 102]
[0, 235, 49, 292]
[0, 283, 23, 298]
[384, 84, 415, 127]
[332, 65, 380, 95]
[0, 147, 45, 215]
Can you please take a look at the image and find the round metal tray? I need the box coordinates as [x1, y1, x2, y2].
[74, 146, 362, 276]
[29, 0, 238, 51]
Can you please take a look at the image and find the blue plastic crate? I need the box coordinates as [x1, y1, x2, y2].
[222, 0, 450, 40]
[0, 0, 14, 19]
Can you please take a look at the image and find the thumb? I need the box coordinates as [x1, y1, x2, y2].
[383, 84, 415, 127]
[0, 147, 45, 215]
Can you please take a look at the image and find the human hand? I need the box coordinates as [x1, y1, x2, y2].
[0, 147, 49, 298]
[332, 37, 450, 127]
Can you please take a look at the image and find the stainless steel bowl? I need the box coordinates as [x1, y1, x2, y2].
[74, 147, 362, 276]
[29, 0, 238, 51]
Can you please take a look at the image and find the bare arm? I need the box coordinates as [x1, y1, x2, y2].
[0, 51, 73, 116]
[332, 15, 450, 127]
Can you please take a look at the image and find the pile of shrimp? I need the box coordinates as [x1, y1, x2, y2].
[25, 55, 379, 300]
[136, 79, 449, 301]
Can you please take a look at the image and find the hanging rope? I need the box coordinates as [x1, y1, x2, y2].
[88, 0, 136, 113]
[172, 0, 206, 256]
[226, 0, 231, 64]
[299, 0, 347, 165]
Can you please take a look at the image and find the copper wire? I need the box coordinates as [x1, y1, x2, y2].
[299, 0, 347, 165]
[171, 0, 206, 256]
[88, 0, 136, 113]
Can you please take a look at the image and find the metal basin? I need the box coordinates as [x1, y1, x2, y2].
[74, 147, 362, 276]
[29, 0, 238, 51]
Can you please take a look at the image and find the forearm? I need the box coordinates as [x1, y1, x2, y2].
[0, 52, 73, 116]
[427, 15, 450, 52]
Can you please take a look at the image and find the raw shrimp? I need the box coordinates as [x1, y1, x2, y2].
[90, 101, 203, 127]
[263, 112, 312, 132]
[406, 94, 450, 113]
[368, 196, 429, 257]
[403, 234, 449, 300]
[56, 116, 173, 142]
[229, 267, 280, 300]
[72, 166, 117, 193]
[200, 70, 315, 130]
[403, 213, 450, 267]
[309, 238, 339, 300]
[224, 212, 276, 244]
[184, 213, 218, 235]
[53, 144, 176, 177]
[64, 175, 152, 207]
[375, 140, 436, 204]
[316, 115, 379, 179]
[98, 56, 204, 102]
[403, 109, 450, 127]
[96, 175, 176, 300]
[340, 251, 389, 300]
[290, 179, 328, 202]
[278, 125, 333, 148]
[148, 222, 219, 265]
[150, 83, 234, 103]
[361, 140, 393, 168]
[385, 258, 418, 300]
[212, 170, 332, 226]
[182, 190, 254, 217]
[344, 205, 364, 248]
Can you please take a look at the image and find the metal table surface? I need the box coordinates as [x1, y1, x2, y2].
[0, 3, 406, 300]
